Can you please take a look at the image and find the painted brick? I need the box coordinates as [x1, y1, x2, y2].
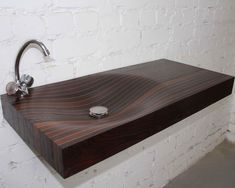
[140, 10, 156, 26]
[182, 8, 195, 25]
[0, 0, 51, 10]
[110, 0, 150, 9]
[157, 9, 175, 26]
[149, 0, 175, 8]
[99, 4, 121, 30]
[53, 36, 99, 59]
[121, 10, 139, 29]
[54, 0, 105, 8]
[0, 16, 13, 41]
[75, 11, 99, 33]
[12, 15, 45, 38]
[195, 8, 214, 25]
[195, 24, 215, 38]
[142, 28, 170, 45]
[46, 12, 74, 36]
[175, 0, 193, 8]
[198, 0, 216, 8]
[105, 30, 141, 52]
[173, 25, 194, 42]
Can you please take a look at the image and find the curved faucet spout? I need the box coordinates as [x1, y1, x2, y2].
[15, 40, 50, 82]
[6, 39, 51, 97]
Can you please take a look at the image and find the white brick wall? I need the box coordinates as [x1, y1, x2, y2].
[13, 15, 46, 38]
[46, 12, 74, 36]
[0, 0, 235, 187]
[75, 11, 99, 33]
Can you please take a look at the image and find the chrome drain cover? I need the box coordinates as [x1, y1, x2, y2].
[89, 106, 108, 119]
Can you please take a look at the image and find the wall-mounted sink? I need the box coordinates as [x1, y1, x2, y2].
[1, 59, 234, 178]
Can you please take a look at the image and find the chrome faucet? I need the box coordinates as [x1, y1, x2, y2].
[6, 40, 51, 97]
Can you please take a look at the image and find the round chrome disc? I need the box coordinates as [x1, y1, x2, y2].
[89, 106, 108, 119]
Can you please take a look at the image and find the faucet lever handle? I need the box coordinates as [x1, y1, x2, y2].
[20, 74, 34, 88]
[18, 83, 29, 95]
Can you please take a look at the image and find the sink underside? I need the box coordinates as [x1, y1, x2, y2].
[1, 59, 234, 178]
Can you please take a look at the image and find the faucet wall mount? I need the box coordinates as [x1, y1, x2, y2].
[6, 40, 51, 97]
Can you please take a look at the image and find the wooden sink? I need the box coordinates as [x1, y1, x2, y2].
[1, 59, 234, 178]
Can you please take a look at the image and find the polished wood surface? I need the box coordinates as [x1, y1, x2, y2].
[1, 59, 234, 178]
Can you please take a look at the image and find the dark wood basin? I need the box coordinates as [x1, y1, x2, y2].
[1, 59, 234, 178]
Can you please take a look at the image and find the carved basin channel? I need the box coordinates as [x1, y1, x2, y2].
[1, 59, 234, 178]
